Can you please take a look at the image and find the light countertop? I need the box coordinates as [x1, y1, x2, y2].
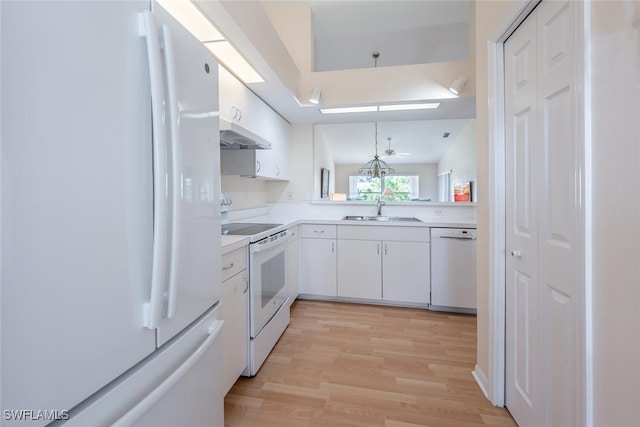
[221, 215, 476, 253]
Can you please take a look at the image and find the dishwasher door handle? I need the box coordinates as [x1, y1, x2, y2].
[439, 235, 477, 240]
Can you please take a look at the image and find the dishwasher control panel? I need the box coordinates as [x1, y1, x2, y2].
[437, 228, 477, 240]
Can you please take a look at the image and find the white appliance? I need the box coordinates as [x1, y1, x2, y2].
[223, 222, 291, 376]
[247, 228, 292, 375]
[430, 228, 478, 313]
[1, 2, 223, 426]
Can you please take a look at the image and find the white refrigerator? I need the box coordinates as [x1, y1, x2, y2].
[1, 1, 223, 426]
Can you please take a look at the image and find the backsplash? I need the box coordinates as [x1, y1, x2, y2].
[220, 176, 268, 210]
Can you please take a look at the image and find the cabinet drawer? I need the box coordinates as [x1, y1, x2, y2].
[299, 224, 337, 239]
[338, 225, 430, 242]
[222, 246, 247, 282]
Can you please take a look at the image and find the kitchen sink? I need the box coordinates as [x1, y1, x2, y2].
[342, 215, 422, 222]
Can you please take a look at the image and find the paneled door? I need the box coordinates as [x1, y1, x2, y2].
[504, 1, 581, 426]
[505, 10, 539, 426]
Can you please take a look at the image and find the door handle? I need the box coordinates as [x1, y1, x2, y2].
[511, 250, 522, 258]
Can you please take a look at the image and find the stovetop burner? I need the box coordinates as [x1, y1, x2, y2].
[221, 223, 282, 236]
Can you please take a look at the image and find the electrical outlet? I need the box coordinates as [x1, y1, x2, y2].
[287, 191, 294, 201]
[299, 191, 310, 201]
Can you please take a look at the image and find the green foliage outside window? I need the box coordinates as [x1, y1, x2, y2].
[351, 175, 417, 201]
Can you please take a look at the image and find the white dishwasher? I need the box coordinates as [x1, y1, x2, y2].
[430, 228, 477, 313]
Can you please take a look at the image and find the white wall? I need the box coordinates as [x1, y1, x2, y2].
[334, 163, 438, 200]
[589, 2, 640, 424]
[474, 0, 514, 388]
[220, 175, 267, 211]
[267, 124, 315, 204]
[313, 125, 336, 199]
[438, 119, 477, 201]
[314, 22, 469, 72]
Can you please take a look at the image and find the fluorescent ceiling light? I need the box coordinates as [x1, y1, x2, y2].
[320, 106, 378, 114]
[204, 41, 264, 84]
[319, 103, 440, 115]
[379, 103, 440, 111]
[156, 0, 224, 42]
[157, 0, 263, 85]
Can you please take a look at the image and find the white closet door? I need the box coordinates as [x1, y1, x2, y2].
[505, 2, 580, 426]
[505, 9, 540, 427]
[536, 2, 579, 425]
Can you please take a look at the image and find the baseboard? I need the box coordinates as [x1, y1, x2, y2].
[472, 364, 490, 400]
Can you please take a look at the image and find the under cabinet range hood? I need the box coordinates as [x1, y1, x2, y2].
[220, 118, 272, 150]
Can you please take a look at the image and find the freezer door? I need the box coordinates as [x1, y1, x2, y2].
[56, 305, 224, 427]
[150, 3, 222, 347]
[1, 1, 157, 424]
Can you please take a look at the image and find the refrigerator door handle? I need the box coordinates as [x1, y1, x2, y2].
[140, 10, 169, 329]
[161, 23, 181, 319]
[111, 320, 224, 427]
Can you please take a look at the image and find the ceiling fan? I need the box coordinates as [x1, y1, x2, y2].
[381, 137, 410, 158]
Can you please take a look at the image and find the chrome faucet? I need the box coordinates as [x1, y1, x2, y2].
[376, 198, 385, 216]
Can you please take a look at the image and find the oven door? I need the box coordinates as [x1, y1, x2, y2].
[249, 232, 291, 338]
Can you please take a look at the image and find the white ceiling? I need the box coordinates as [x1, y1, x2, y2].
[208, 1, 475, 156]
[233, 0, 474, 124]
[317, 118, 470, 165]
[308, 0, 470, 71]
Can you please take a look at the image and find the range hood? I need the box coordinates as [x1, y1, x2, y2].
[219, 118, 271, 150]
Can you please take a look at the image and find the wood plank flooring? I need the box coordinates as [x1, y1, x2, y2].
[224, 300, 515, 427]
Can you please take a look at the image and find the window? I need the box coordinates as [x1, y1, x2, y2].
[438, 170, 452, 202]
[348, 175, 419, 201]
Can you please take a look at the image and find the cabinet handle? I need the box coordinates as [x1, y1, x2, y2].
[243, 274, 248, 294]
[377, 244, 380, 255]
[276, 166, 280, 176]
[237, 108, 242, 121]
[222, 262, 234, 271]
[313, 230, 325, 234]
[331, 242, 335, 253]
[256, 160, 261, 172]
[231, 106, 238, 120]
[385, 244, 388, 255]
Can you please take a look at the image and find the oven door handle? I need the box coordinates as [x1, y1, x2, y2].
[250, 230, 292, 253]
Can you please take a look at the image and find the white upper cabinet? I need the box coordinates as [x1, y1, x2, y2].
[219, 66, 290, 180]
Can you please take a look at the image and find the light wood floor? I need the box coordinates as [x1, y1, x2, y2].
[224, 300, 515, 427]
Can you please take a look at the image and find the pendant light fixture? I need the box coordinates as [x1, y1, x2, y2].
[358, 52, 395, 178]
[358, 121, 395, 178]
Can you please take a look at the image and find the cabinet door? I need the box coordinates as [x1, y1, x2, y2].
[286, 230, 300, 307]
[271, 115, 290, 180]
[300, 238, 336, 297]
[383, 241, 430, 304]
[218, 66, 250, 124]
[222, 271, 249, 395]
[337, 239, 382, 300]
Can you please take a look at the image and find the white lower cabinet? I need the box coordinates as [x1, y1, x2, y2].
[337, 239, 382, 299]
[221, 247, 248, 395]
[382, 241, 430, 304]
[286, 226, 300, 307]
[299, 225, 337, 297]
[336, 225, 430, 305]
